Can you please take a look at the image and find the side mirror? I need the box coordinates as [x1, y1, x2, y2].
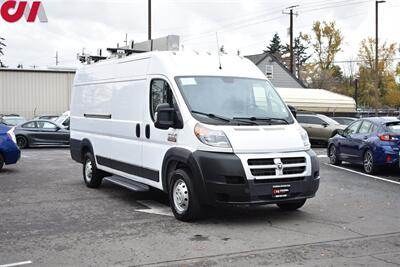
[288, 105, 297, 118]
[322, 123, 329, 128]
[154, 103, 176, 130]
[337, 129, 345, 136]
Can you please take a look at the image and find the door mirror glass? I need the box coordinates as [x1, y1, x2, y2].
[154, 103, 175, 130]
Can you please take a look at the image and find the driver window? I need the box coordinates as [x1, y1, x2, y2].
[150, 79, 177, 121]
[345, 121, 362, 135]
[38, 121, 57, 129]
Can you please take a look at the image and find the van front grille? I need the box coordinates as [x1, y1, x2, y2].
[247, 156, 307, 179]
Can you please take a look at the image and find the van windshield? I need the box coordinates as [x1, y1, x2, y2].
[175, 76, 294, 125]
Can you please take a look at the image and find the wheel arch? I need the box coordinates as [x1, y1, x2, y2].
[161, 147, 208, 203]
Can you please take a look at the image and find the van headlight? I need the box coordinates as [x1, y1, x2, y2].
[7, 127, 17, 144]
[194, 123, 231, 148]
[299, 127, 311, 149]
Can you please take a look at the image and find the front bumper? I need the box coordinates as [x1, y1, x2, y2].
[192, 150, 320, 206]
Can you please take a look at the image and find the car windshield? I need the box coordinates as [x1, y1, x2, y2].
[320, 115, 340, 125]
[175, 76, 293, 125]
[385, 121, 400, 133]
[3, 117, 26, 126]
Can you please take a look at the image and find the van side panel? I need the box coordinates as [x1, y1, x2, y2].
[71, 58, 150, 182]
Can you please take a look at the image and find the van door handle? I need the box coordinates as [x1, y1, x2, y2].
[145, 124, 150, 139]
[136, 124, 140, 138]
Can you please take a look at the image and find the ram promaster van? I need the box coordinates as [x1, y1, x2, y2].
[70, 51, 320, 221]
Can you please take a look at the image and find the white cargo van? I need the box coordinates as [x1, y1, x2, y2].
[70, 51, 320, 221]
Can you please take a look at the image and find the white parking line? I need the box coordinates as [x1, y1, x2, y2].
[136, 200, 173, 217]
[325, 163, 400, 185]
[0, 261, 32, 267]
[317, 155, 328, 158]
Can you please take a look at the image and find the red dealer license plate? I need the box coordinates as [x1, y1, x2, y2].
[272, 185, 291, 198]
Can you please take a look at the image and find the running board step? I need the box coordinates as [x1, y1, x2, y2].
[104, 175, 150, 192]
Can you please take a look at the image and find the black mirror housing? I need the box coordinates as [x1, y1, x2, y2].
[288, 105, 297, 118]
[337, 129, 345, 136]
[154, 103, 177, 130]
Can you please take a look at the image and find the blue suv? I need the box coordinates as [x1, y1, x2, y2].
[0, 124, 20, 171]
[328, 117, 400, 174]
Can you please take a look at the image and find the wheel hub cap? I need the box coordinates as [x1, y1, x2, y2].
[85, 160, 93, 183]
[173, 179, 189, 214]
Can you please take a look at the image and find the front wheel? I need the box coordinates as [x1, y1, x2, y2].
[363, 149, 378, 174]
[329, 145, 341, 165]
[169, 169, 203, 221]
[277, 199, 306, 211]
[83, 152, 103, 188]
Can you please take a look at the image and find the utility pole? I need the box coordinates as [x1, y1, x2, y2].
[283, 5, 299, 74]
[55, 51, 59, 66]
[148, 0, 152, 41]
[375, 0, 385, 112]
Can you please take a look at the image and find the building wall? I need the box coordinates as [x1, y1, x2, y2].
[257, 56, 303, 88]
[0, 69, 75, 119]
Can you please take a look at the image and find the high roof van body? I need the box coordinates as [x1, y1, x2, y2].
[70, 51, 320, 221]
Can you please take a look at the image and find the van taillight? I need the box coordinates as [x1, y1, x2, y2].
[379, 134, 399, 141]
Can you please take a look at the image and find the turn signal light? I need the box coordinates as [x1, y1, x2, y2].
[379, 134, 399, 141]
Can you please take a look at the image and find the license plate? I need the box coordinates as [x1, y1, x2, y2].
[272, 184, 291, 198]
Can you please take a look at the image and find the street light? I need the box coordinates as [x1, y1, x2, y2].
[375, 0, 385, 73]
[375, 0, 385, 109]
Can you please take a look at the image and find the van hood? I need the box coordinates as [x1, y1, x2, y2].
[221, 124, 307, 154]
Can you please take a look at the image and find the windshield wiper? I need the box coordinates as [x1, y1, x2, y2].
[191, 110, 231, 122]
[191, 111, 257, 125]
[231, 118, 259, 125]
[234, 117, 289, 125]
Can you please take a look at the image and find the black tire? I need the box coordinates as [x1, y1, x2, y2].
[328, 145, 341, 165]
[277, 199, 307, 211]
[363, 149, 378, 174]
[0, 153, 4, 171]
[16, 136, 28, 149]
[83, 152, 103, 188]
[168, 168, 203, 221]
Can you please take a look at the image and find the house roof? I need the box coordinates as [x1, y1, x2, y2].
[245, 52, 307, 88]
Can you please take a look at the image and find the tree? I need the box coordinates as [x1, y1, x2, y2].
[312, 21, 343, 70]
[283, 33, 312, 78]
[0, 36, 6, 67]
[264, 33, 284, 57]
[301, 21, 344, 89]
[357, 38, 398, 108]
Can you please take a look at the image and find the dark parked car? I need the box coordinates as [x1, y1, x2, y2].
[297, 113, 346, 144]
[0, 124, 20, 171]
[14, 120, 70, 148]
[332, 117, 357, 126]
[328, 117, 400, 174]
[0, 115, 27, 126]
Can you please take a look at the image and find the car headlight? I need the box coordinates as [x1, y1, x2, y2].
[7, 127, 17, 144]
[194, 123, 231, 148]
[299, 127, 311, 148]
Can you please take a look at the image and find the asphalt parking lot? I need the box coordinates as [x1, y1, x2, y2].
[0, 148, 399, 267]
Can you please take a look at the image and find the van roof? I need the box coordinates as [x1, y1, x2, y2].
[74, 51, 266, 85]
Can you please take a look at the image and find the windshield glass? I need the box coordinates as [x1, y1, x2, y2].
[175, 76, 294, 125]
[3, 117, 26, 126]
[319, 115, 340, 125]
[385, 121, 400, 133]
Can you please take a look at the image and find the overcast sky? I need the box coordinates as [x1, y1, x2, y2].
[0, 0, 399, 70]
